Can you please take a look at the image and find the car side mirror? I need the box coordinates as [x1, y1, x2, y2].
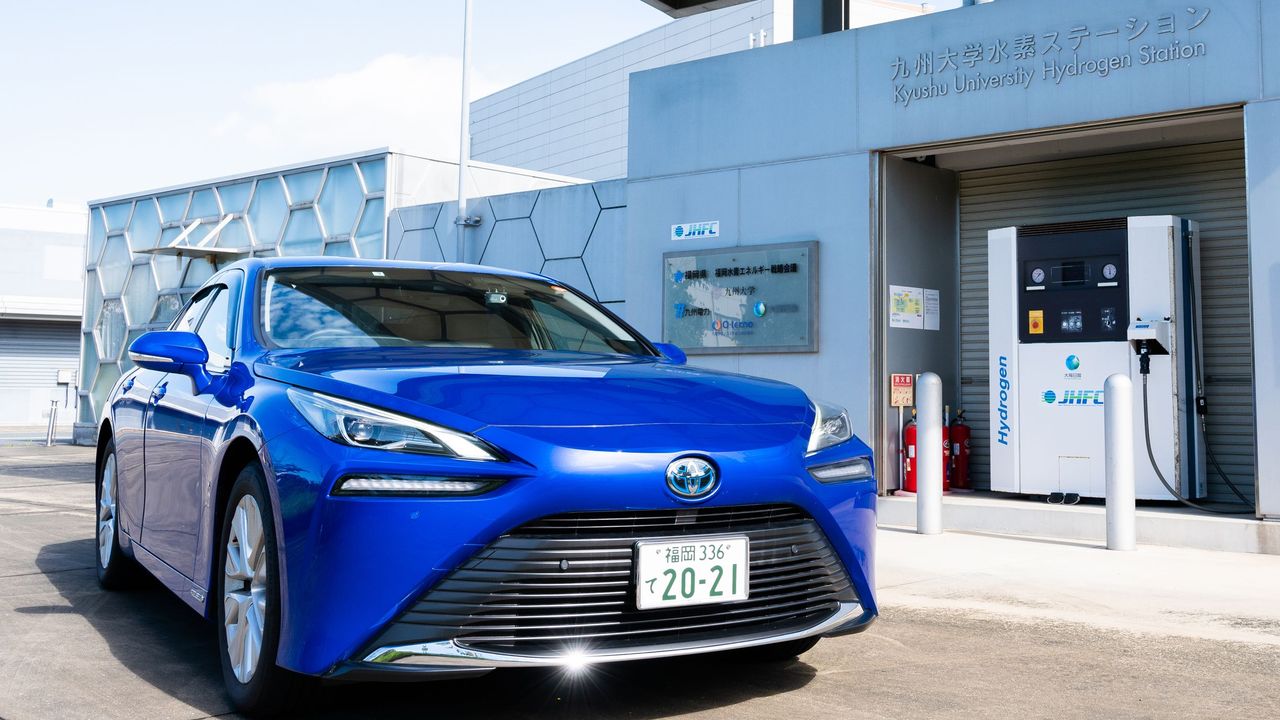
[128, 331, 214, 393]
[653, 342, 687, 365]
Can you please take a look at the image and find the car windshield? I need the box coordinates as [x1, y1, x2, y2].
[260, 267, 652, 356]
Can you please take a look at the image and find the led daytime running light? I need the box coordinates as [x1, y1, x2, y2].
[335, 475, 504, 496]
[809, 457, 874, 483]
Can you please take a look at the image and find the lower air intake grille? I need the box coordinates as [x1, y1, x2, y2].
[367, 504, 856, 655]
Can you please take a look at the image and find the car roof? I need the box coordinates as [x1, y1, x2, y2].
[220, 256, 550, 284]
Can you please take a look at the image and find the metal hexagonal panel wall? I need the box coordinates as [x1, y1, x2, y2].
[530, 184, 600, 259]
[318, 164, 362, 236]
[186, 188, 219, 220]
[79, 333, 97, 402]
[489, 192, 537, 220]
[395, 229, 444, 262]
[593, 180, 626, 210]
[396, 204, 441, 232]
[127, 199, 162, 252]
[82, 153, 393, 435]
[541, 258, 596, 299]
[355, 198, 385, 258]
[357, 159, 386, 193]
[122, 263, 158, 326]
[324, 240, 355, 257]
[121, 329, 145, 373]
[89, 362, 121, 424]
[95, 299, 126, 361]
[151, 253, 188, 290]
[87, 209, 107, 266]
[157, 193, 189, 222]
[215, 218, 252, 250]
[279, 208, 324, 256]
[103, 202, 132, 233]
[98, 235, 132, 295]
[480, 219, 543, 273]
[582, 207, 627, 303]
[183, 259, 215, 289]
[284, 169, 323, 204]
[249, 177, 289, 247]
[218, 181, 253, 213]
[82, 270, 102, 333]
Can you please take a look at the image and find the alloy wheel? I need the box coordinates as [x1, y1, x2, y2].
[223, 495, 268, 684]
[97, 453, 117, 568]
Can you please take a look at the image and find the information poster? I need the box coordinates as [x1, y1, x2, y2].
[924, 288, 941, 331]
[890, 285, 941, 331]
[662, 241, 817, 354]
[889, 285, 924, 329]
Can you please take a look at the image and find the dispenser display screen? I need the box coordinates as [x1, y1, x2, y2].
[1052, 262, 1090, 286]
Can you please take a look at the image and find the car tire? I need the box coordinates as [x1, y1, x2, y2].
[216, 463, 310, 717]
[95, 439, 140, 589]
[725, 636, 820, 663]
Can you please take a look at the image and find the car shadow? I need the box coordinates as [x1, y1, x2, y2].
[306, 652, 818, 719]
[33, 538, 233, 716]
[35, 539, 816, 719]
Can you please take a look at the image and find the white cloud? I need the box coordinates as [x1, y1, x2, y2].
[211, 53, 499, 162]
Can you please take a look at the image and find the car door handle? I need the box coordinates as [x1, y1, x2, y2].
[151, 384, 167, 404]
[122, 377, 135, 394]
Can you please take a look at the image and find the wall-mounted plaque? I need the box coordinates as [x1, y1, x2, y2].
[662, 240, 818, 354]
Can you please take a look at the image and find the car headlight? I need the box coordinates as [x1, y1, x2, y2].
[808, 456, 874, 483]
[807, 400, 853, 453]
[286, 388, 501, 461]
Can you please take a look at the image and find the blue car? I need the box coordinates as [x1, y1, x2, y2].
[94, 257, 877, 715]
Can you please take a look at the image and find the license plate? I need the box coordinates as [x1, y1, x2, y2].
[634, 535, 749, 610]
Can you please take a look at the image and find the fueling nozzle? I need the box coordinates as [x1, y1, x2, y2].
[1138, 340, 1151, 376]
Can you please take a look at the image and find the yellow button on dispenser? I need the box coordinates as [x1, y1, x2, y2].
[1029, 309, 1044, 335]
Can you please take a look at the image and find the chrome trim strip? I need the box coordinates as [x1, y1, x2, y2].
[362, 601, 863, 668]
[128, 352, 171, 364]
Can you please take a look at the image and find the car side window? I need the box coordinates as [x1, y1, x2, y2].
[173, 288, 216, 334]
[197, 288, 233, 373]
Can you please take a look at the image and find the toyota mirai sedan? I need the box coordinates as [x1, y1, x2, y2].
[94, 257, 877, 715]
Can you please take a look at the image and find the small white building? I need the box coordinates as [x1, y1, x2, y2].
[0, 203, 87, 428]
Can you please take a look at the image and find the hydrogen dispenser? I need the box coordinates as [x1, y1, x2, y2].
[987, 216, 1206, 501]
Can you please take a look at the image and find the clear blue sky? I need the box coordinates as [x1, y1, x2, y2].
[0, 0, 671, 205]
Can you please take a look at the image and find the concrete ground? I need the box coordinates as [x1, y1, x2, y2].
[1, 445, 1278, 720]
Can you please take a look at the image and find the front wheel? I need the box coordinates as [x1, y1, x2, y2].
[96, 440, 139, 589]
[216, 464, 309, 716]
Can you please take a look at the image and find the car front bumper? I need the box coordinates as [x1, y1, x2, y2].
[261, 421, 878, 677]
[350, 600, 872, 675]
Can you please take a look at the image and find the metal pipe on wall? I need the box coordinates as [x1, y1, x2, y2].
[455, 0, 474, 263]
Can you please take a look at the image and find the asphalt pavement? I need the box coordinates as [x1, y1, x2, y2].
[1, 445, 1277, 720]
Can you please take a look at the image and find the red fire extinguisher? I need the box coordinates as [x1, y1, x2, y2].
[902, 409, 950, 494]
[949, 409, 971, 490]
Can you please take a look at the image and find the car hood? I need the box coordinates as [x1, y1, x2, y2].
[254, 347, 813, 430]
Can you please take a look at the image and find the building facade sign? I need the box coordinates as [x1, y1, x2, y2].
[671, 220, 720, 240]
[889, 5, 1215, 109]
[662, 241, 817, 354]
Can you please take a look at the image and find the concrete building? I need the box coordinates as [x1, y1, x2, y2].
[76, 0, 1280, 525]
[0, 203, 86, 429]
[469, 0, 928, 180]
[384, 0, 1278, 521]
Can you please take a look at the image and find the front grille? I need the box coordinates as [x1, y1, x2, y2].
[367, 504, 856, 655]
